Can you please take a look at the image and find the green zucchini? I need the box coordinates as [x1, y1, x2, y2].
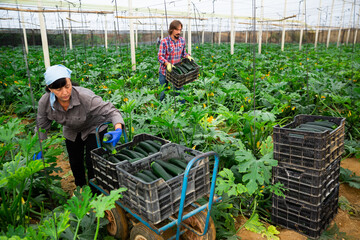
[134, 172, 153, 183]
[144, 140, 162, 151]
[115, 153, 132, 161]
[296, 126, 323, 132]
[168, 158, 187, 169]
[120, 149, 140, 159]
[138, 142, 158, 154]
[133, 146, 148, 157]
[299, 124, 332, 132]
[177, 65, 188, 74]
[102, 142, 116, 153]
[141, 169, 159, 181]
[305, 121, 337, 130]
[181, 63, 193, 72]
[129, 157, 142, 163]
[173, 66, 183, 75]
[155, 160, 184, 176]
[151, 162, 173, 181]
[108, 155, 122, 163]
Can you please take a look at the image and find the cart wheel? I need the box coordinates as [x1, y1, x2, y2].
[130, 223, 164, 240]
[180, 205, 216, 240]
[105, 205, 129, 239]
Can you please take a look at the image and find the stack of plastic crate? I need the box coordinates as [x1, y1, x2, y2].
[271, 115, 345, 239]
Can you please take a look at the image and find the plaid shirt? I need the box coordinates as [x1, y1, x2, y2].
[158, 35, 188, 75]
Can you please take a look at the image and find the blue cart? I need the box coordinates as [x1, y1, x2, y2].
[92, 123, 220, 239]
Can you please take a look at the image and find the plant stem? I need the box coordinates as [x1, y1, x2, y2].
[94, 217, 100, 240]
[73, 219, 81, 240]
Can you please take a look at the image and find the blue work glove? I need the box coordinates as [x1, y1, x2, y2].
[103, 128, 122, 147]
[33, 151, 43, 160]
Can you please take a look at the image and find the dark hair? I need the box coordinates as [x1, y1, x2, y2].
[168, 20, 182, 35]
[45, 78, 79, 92]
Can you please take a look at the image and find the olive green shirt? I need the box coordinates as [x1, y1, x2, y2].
[36, 86, 124, 142]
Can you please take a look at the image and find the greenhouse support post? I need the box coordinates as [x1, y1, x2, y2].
[187, 0, 192, 55]
[218, 18, 222, 45]
[245, 30, 248, 43]
[281, 0, 287, 51]
[128, 0, 136, 71]
[346, 2, 354, 45]
[326, 0, 335, 48]
[337, 0, 345, 47]
[230, 0, 234, 55]
[38, 0, 50, 68]
[68, 9, 73, 50]
[354, 8, 360, 44]
[299, 0, 305, 51]
[104, 14, 108, 50]
[161, 19, 163, 39]
[135, 24, 138, 48]
[258, 0, 264, 54]
[201, 25, 204, 44]
[21, 11, 28, 54]
[314, 0, 321, 49]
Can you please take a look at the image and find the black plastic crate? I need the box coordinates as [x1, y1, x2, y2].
[273, 115, 345, 170]
[272, 186, 339, 239]
[166, 58, 200, 88]
[91, 134, 170, 191]
[272, 157, 340, 205]
[116, 143, 210, 224]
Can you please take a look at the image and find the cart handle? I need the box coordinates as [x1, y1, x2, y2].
[95, 122, 128, 148]
[175, 151, 220, 240]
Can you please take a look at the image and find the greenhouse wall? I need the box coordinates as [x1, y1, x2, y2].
[0, 28, 359, 47]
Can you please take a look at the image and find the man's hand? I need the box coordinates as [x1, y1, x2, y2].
[166, 63, 174, 72]
[103, 128, 122, 147]
[186, 55, 194, 62]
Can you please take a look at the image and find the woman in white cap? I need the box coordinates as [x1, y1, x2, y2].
[35, 64, 124, 188]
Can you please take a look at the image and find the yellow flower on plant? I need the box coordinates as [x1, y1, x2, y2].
[203, 104, 206, 108]
[192, 145, 196, 150]
[89, 64, 93, 67]
[256, 141, 260, 148]
[151, 103, 154, 108]
[14, 81, 19, 84]
[81, 78, 84, 81]
[299, 62, 302, 65]
[210, 60, 213, 62]
[207, 116, 214, 123]
[321, 95, 325, 99]
[108, 91, 111, 94]
[168, 86, 171, 89]
[124, 98, 128, 102]
[292, 106, 295, 110]
[131, 127, 134, 133]
[348, 111, 351, 117]
[196, 46, 198, 49]
[144, 75, 147, 78]
[103, 85, 108, 89]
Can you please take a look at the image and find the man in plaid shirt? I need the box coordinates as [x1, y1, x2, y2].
[158, 20, 193, 101]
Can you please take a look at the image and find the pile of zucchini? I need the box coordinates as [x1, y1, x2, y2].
[294, 120, 338, 132]
[134, 158, 188, 183]
[173, 60, 197, 75]
[103, 139, 163, 164]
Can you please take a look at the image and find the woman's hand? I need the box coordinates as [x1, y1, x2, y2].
[103, 128, 122, 147]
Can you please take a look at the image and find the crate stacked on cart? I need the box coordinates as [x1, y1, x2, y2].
[271, 115, 345, 239]
[116, 143, 211, 224]
[91, 134, 170, 192]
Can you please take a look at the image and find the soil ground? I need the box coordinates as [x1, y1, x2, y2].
[56, 153, 360, 239]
